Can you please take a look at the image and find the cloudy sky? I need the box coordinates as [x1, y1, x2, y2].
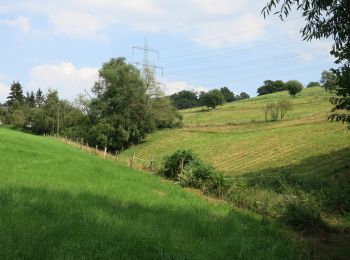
[0, 0, 334, 102]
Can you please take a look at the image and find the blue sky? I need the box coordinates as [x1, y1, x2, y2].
[0, 0, 335, 102]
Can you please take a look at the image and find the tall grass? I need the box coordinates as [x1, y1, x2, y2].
[0, 128, 304, 259]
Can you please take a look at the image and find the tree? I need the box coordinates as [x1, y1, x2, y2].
[306, 81, 321, 88]
[170, 90, 199, 109]
[320, 70, 338, 91]
[286, 80, 303, 98]
[202, 89, 225, 109]
[278, 99, 293, 119]
[6, 81, 24, 109]
[25, 91, 36, 108]
[88, 58, 154, 150]
[35, 88, 45, 107]
[220, 87, 235, 102]
[262, 1, 350, 126]
[239, 92, 250, 100]
[257, 80, 286, 96]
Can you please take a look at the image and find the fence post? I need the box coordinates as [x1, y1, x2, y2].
[115, 150, 118, 161]
[95, 145, 98, 154]
[179, 158, 184, 175]
[80, 138, 84, 149]
[104, 147, 107, 159]
[130, 152, 135, 168]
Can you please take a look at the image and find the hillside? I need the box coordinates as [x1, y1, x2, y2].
[118, 88, 350, 177]
[0, 128, 304, 259]
[116, 87, 350, 258]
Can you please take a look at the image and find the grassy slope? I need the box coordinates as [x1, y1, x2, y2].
[118, 88, 350, 177]
[0, 128, 304, 259]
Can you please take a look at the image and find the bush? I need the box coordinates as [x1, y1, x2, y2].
[163, 150, 197, 180]
[181, 160, 216, 189]
[280, 187, 324, 231]
[162, 150, 220, 191]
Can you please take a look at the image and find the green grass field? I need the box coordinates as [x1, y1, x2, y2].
[116, 87, 350, 258]
[0, 128, 307, 259]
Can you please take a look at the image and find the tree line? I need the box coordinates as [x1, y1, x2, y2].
[0, 58, 182, 152]
[257, 70, 338, 97]
[170, 87, 250, 110]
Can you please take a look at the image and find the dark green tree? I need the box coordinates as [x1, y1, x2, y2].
[88, 58, 154, 150]
[239, 92, 250, 100]
[6, 81, 24, 108]
[35, 88, 45, 107]
[262, 0, 350, 126]
[286, 80, 303, 98]
[220, 87, 235, 102]
[257, 80, 286, 96]
[202, 89, 225, 109]
[306, 81, 321, 88]
[170, 90, 199, 109]
[26, 91, 36, 108]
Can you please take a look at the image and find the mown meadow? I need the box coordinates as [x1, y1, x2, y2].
[0, 128, 306, 259]
[117, 87, 350, 258]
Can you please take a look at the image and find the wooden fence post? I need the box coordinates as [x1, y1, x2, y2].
[130, 153, 135, 168]
[95, 145, 98, 154]
[115, 150, 118, 161]
[104, 147, 107, 159]
[179, 158, 184, 175]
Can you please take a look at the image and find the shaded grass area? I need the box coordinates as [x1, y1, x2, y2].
[0, 128, 305, 259]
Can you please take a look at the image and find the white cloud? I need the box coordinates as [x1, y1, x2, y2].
[163, 80, 207, 95]
[0, 16, 31, 34]
[49, 11, 107, 39]
[28, 62, 98, 100]
[193, 13, 267, 48]
[0, 0, 268, 46]
[0, 82, 9, 103]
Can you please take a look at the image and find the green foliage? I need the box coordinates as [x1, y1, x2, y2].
[87, 58, 154, 150]
[320, 70, 338, 91]
[262, 100, 292, 121]
[257, 80, 286, 96]
[239, 92, 250, 100]
[170, 90, 199, 109]
[202, 89, 225, 109]
[280, 186, 324, 231]
[6, 81, 24, 109]
[163, 149, 197, 180]
[150, 97, 183, 129]
[306, 81, 321, 88]
[220, 87, 235, 102]
[286, 80, 303, 98]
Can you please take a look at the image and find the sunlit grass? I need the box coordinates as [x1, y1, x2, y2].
[0, 128, 304, 259]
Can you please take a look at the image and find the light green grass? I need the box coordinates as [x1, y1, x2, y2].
[119, 88, 350, 177]
[0, 128, 305, 259]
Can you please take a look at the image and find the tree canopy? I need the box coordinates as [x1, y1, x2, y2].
[286, 80, 303, 98]
[257, 80, 286, 96]
[202, 89, 225, 109]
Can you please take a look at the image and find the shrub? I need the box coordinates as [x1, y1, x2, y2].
[181, 160, 216, 189]
[163, 150, 197, 180]
[280, 187, 324, 231]
[162, 150, 220, 191]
